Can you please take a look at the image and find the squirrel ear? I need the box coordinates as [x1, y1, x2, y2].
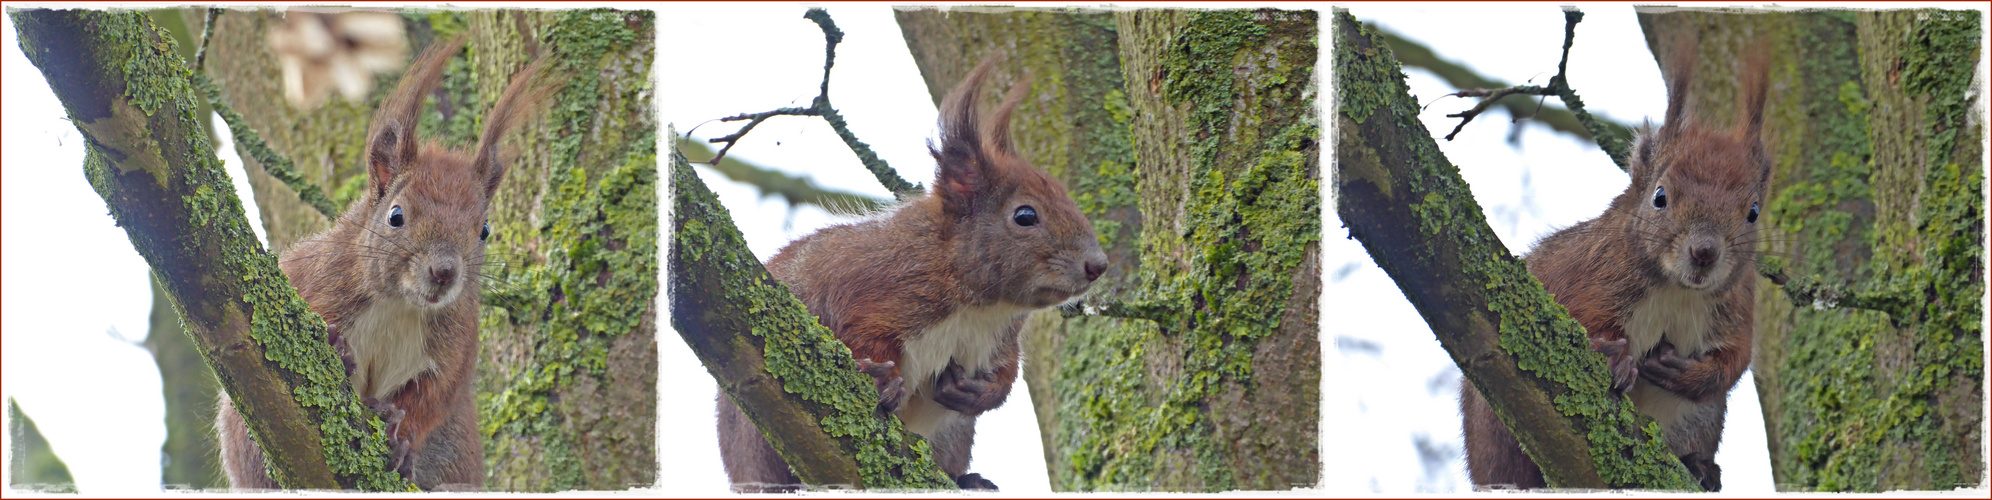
[472, 56, 557, 200]
[365, 37, 464, 197]
[1657, 34, 1697, 139]
[932, 54, 1005, 218]
[1738, 40, 1770, 142]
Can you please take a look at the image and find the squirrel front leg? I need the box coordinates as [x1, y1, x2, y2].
[932, 327, 1020, 416]
[1638, 339, 1750, 402]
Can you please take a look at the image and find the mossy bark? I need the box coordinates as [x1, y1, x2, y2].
[10, 8, 409, 491]
[669, 150, 955, 490]
[1334, 11, 1701, 490]
[895, 8, 1322, 491]
[147, 275, 224, 489]
[166, 8, 661, 490]
[1640, 9, 1984, 492]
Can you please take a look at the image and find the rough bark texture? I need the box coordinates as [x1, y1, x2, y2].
[669, 150, 955, 490]
[10, 9, 409, 491]
[1639, 8, 1984, 492]
[1334, 11, 1701, 490]
[895, 8, 1321, 491]
[195, 8, 660, 491]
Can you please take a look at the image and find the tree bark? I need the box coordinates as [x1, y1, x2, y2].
[668, 148, 955, 490]
[1334, 11, 1701, 490]
[1639, 8, 1984, 491]
[895, 7, 1322, 491]
[10, 8, 408, 491]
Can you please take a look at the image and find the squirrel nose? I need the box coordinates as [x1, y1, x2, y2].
[1083, 259, 1106, 282]
[1689, 246, 1718, 268]
[430, 265, 457, 288]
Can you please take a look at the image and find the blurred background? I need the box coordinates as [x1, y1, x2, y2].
[1326, 4, 1774, 493]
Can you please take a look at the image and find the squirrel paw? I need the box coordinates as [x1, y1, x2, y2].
[1638, 342, 1709, 397]
[855, 358, 907, 414]
[954, 472, 998, 491]
[328, 325, 358, 375]
[1680, 452, 1722, 492]
[933, 362, 1004, 415]
[367, 399, 415, 479]
[1589, 337, 1638, 394]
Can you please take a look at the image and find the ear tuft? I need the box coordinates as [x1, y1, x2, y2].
[1738, 40, 1770, 142]
[472, 55, 559, 200]
[1658, 34, 1698, 139]
[931, 53, 1008, 218]
[364, 36, 465, 197]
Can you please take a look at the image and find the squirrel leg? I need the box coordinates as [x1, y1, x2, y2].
[932, 356, 1017, 416]
[1638, 341, 1745, 402]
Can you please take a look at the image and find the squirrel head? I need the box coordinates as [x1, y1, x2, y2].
[928, 54, 1109, 309]
[353, 37, 552, 311]
[1621, 38, 1771, 293]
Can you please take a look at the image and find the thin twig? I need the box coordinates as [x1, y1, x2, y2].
[1439, 8, 1633, 170]
[194, 8, 220, 71]
[699, 9, 923, 201]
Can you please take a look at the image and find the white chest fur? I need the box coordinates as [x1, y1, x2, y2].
[343, 300, 438, 400]
[894, 304, 1028, 437]
[1623, 286, 1725, 428]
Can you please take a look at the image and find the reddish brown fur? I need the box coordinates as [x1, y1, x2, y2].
[717, 55, 1107, 492]
[217, 37, 553, 491]
[1463, 39, 1770, 492]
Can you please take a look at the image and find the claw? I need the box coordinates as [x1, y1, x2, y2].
[367, 399, 415, 480]
[933, 362, 1003, 415]
[1589, 337, 1638, 394]
[856, 359, 907, 414]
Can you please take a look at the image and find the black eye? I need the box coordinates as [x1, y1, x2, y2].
[480, 222, 491, 241]
[1747, 202, 1759, 224]
[1013, 206, 1039, 227]
[1652, 186, 1668, 209]
[387, 205, 405, 227]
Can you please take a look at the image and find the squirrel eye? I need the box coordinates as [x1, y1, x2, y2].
[387, 205, 405, 227]
[1013, 206, 1039, 227]
[480, 222, 491, 241]
[1652, 186, 1668, 209]
[1747, 202, 1759, 224]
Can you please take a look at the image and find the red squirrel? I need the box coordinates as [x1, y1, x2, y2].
[1461, 40, 1769, 492]
[216, 37, 551, 491]
[716, 56, 1109, 492]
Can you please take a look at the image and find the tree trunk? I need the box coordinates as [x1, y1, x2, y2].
[1639, 8, 1984, 491]
[895, 8, 1321, 491]
[1333, 11, 1701, 490]
[8, 399, 76, 492]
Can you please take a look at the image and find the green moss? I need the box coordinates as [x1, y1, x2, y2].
[1763, 10, 1981, 490]
[473, 8, 658, 490]
[1054, 10, 1318, 491]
